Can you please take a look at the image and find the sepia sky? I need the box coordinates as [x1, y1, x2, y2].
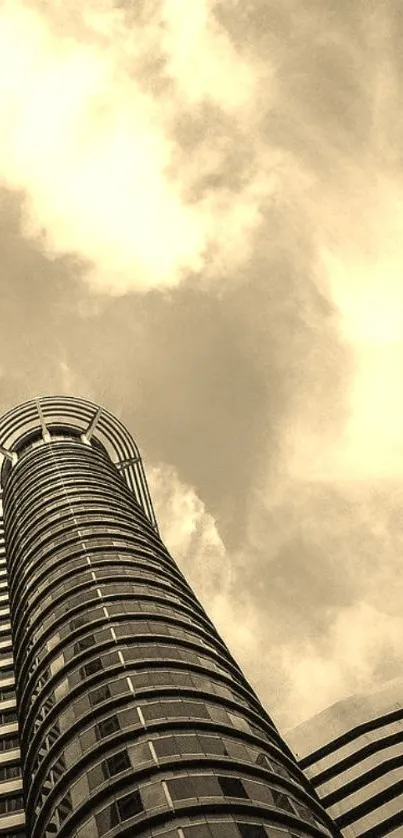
[1, 0, 403, 732]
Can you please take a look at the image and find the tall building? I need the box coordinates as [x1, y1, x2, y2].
[0, 395, 340, 838]
[287, 679, 403, 837]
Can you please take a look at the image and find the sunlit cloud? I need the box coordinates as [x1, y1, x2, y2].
[0, 0, 274, 294]
[148, 463, 233, 610]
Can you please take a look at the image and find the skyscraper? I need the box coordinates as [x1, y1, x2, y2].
[287, 679, 403, 837]
[0, 395, 339, 838]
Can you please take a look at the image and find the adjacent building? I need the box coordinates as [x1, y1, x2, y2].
[287, 679, 403, 837]
[0, 395, 340, 838]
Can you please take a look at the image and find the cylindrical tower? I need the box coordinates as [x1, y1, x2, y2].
[0, 397, 339, 838]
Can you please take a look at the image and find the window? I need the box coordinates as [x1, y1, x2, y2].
[0, 687, 15, 702]
[104, 749, 130, 778]
[0, 795, 24, 814]
[0, 763, 21, 780]
[256, 752, 272, 770]
[293, 801, 318, 825]
[168, 776, 221, 801]
[0, 737, 19, 750]
[218, 776, 248, 799]
[243, 781, 273, 806]
[95, 803, 119, 835]
[227, 713, 251, 733]
[97, 715, 120, 739]
[57, 794, 73, 823]
[0, 710, 17, 725]
[208, 735, 237, 759]
[89, 684, 111, 706]
[74, 635, 95, 654]
[271, 790, 295, 813]
[116, 789, 143, 820]
[236, 825, 267, 838]
[82, 659, 103, 678]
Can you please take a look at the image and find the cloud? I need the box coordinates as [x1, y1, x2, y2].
[225, 475, 403, 729]
[280, 602, 403, 728]
[2, 0, 403, 736]
[0, 0, 275, 294]
[0, 188, 92, 412]
[148, 463, 233, 616]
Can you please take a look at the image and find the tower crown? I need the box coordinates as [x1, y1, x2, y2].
[0, 395, 158, 531]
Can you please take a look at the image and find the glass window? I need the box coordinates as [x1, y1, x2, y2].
[0, 794, 24, 813]
[218, 776, 248, 799]
[96, 716, 120, 739]
[82, 658, 103, 678]
[237, 825, 268, 838]
[95, 803, 119, 836]
[104, 749, 130, 778]
[223, 739, 248, 761]
[0, 763, 21, 780]
[89, 684, 111, 706]
[243, 780, 273, 806]
[57, 793, 73, 823]
[168, 776, 221, 801]
[255, 752, 272, 770]
[0, 736, 19, 750]
[227, 713, 252, 733]
[116, 789, 143, 820]
[271, 790, 295, 813]
[0, 710, 17, 725]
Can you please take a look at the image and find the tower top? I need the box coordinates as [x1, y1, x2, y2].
[0, 394, 158, 531]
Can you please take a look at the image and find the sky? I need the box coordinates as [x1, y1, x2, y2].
[0, 0, 403, 732]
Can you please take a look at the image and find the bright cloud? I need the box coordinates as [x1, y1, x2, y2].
[147, 463, 233, 613]
[0, 0, 274, 294]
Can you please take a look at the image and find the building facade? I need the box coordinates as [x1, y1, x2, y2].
[0, 396, 340, 838]
[287, 680, 403, 837]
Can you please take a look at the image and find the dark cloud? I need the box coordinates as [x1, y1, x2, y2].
[234, 478, 403, 619]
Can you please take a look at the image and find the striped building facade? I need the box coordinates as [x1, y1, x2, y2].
[0, 396, 340, 838]
[0, 516, 23, 835]
[287, 680, 403, 837]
